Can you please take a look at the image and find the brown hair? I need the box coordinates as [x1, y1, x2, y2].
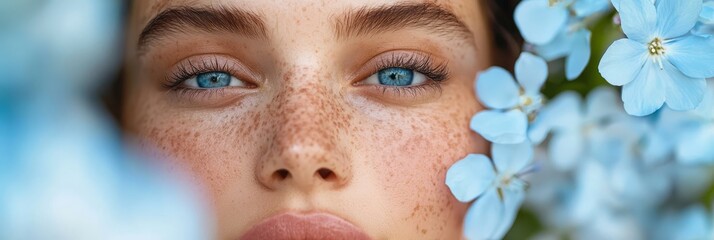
[486, 0, 522, 69]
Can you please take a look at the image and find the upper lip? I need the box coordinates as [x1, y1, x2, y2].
[239, 212, 371, 240]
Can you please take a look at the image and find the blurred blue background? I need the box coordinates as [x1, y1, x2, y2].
[0, 1, 211, 239]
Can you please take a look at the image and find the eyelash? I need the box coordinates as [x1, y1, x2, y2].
[373, 53, 450, 82]
[162, 54, 451, 99]
[163, 57, 240, 89]
[368, 53, 450, 97]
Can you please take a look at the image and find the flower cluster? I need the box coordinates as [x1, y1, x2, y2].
[447, 0, 714, 239]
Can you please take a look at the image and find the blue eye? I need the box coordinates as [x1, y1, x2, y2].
[197, 72, 231, 88]
[365, 67, 428, 87]
[378, 67, 414, 86]
[182, 71, 248, 89]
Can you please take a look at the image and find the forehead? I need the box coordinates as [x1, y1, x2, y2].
[130, 0, 484, 35]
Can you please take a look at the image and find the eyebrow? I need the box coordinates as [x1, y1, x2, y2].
[334, 3, 473, 41]
[137, 2, 473, 52]
[137, 6, 267, 50]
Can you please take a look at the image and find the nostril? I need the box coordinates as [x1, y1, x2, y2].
[316, 168, 336, 181]
[274, 169, 290, 180]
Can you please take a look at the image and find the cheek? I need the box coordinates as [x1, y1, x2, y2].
[130, 98, 264, 201]
[358, 87, 484, 236]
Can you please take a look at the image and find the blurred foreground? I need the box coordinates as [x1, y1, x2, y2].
[0, 1, 211, 239]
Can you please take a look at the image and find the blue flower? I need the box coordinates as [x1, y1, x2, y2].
[471, 52, 548, 144]
[515, 0, 571, 45]
[693, 22, 714, 37]
[521, 152, 577, 230]
[701, 0, 714, 24]
[445, 142, 534, 240]
[676, 83, 714, 164]
[535, 27, 592, 80]
[571, 0, 612, 18]
[693, 0, 714, 36]
[599, 0, 714, 116]
[515, 0, 610, 45]
[655, 205, 713, 240]
[514, 0, 611, 80]
[570, 157, 672, 227]
[530, 87, 623, 171]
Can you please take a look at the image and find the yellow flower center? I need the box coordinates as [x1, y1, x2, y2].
[518, 91, 544, 121]
[648, 38, 666, 70]
[648, 38, 665, 56]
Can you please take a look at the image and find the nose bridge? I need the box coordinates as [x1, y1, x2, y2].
[279, 80, 335, 147]
[256, 66, 351, 190]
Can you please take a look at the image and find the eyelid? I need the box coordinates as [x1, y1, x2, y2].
[163, 54, 261, 90]
[350, 50, 450, 86]
[349, 51, 450, 104]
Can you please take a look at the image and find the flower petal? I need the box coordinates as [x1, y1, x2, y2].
[611, 157, 647, 203]
[599, 39, 648, 86]
[585, 87, 622, 122]
[529, 91, 582, 144]
[662, 60, 707, 111]
[671, 205, 713, 239]
[572, 160, 609, 223]
[492, 142, 533, 175]
[526, 117, 551, 145]
[470, 109, 528, 144]
[476, 67, 519, 109]
[514, 0, 568, 45]
[619, 0, 657, 43]
[693, 83, 714, 119]
[572, 0, 611, 17]
[655, 0, 702, 39]
[534, 29, 572, 61]
[549, 130, 584, 171]
[445, 154, 497, 202]
[463, 189, 504, 240]
[622, 61, 666, 116]
[515, 52, 548, 94]
[667, 35, 714, 78]
[566, 29, 592, 80]
[611, 0, 621, 11]
[676, 124, 714, 164]
[641, 131, 673, 166]
[493, 188, 525, 239]
[701, 1, 714, 24]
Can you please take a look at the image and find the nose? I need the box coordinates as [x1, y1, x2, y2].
[256, 75, 352, 191]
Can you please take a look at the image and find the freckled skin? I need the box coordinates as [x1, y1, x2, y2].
[124, 0, 491, 239]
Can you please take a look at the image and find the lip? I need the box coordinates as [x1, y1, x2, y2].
[240, 212, 371, 240]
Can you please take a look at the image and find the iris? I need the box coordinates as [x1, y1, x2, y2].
[196, 71, 232, 88]
[377, 67, 414, 86]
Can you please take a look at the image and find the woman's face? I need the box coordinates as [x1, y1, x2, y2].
[124, 0, 491, 239]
